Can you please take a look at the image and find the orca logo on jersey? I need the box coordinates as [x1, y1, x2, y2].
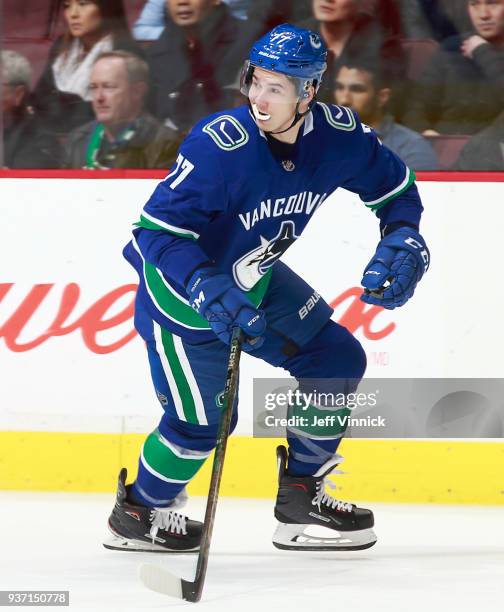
[233, 221, 299, 291]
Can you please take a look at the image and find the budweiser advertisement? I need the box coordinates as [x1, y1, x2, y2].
[1, 178, 502, 434]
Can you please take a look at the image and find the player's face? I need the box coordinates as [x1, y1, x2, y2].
[248, 68, 308, 132]
[334, 67, 381, 123]
[468, 0, 504, 40]
[312, 0, 358, 23]
[63, 0, 103, 39]
[166, 0, 219, 26]
[90, 58, 143, 127]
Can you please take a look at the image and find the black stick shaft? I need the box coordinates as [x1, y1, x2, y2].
[183, 327, 243, 602]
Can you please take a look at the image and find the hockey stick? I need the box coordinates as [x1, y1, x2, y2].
[139, 326, 244, 602]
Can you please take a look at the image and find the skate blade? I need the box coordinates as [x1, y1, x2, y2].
[102, 534, 199, 554]
[272, 522, 377, 551]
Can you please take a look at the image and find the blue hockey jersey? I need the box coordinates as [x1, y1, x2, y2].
[124, 102, 423, 339]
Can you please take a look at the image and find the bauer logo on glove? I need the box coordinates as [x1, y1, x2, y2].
[360, 227, 430, 310]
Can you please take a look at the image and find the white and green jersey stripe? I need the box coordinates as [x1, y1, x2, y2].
[362, 167, 417, 212]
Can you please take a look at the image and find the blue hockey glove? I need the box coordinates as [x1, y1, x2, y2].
[186, 267, 266, 351]
[360, 227, 430, 309]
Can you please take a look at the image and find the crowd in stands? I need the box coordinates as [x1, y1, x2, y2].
[1, 0, 503, 171]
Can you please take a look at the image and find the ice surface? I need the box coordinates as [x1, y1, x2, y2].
[1, 492, 503, 611]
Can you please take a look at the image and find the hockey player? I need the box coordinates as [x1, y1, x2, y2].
[104, 24, 429, 553]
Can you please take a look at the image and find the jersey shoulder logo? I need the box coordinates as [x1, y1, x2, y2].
[318, 103, 356, 132]
[202, 115, 249, 151]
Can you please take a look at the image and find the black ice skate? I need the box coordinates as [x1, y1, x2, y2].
[103, 468, 202, 553]
[273, 446, 377, 551]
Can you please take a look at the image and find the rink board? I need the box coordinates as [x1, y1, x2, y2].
[1, 432, 504, 504]
[1, 173, 504, 502]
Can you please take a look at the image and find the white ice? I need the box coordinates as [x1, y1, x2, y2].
[1, 492, 503, 611]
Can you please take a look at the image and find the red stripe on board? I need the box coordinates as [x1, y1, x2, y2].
[415, 172, 504, 182]
[0, 169, 169, 179]
[0, 170, 502, 181]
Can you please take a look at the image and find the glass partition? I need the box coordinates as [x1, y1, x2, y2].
[1, 0, 503, 171]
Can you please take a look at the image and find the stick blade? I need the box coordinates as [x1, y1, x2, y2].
[139, 563, 199, 602]
[139, 563, 183, 598]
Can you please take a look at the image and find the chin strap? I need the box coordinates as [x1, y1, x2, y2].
[248, 97, 316, 136]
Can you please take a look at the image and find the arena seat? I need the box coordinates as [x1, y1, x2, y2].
[2, 0, 52, 38]
[425, 135, 471, 170]
[400, 38, 439, 80]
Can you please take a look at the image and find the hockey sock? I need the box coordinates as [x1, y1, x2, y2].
[280, 320, 367, 477]
[285, 400, 350, 476]
[131, 429, 211, 507]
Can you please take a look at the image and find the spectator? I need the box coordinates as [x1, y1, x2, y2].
[32, 0, 142, 137]
[402, 0, 504, 135]
[64, 51, 181, 169]
[2, 50, 61, 168]
[298, 0, 405, 105]
[133, 0, 251, 40]
[455, 110, 504, 170]
[334, 61, 438, 170]
[147, 0, 257, 134]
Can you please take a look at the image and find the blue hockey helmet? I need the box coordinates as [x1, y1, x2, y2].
[241, 24, 327, 99]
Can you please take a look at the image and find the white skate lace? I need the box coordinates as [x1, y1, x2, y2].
[312, 468, 353, 513]
[149, 509, 187, 543]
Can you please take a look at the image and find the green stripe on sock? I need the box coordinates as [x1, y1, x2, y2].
[160, 329, 199, 424]
[142, 431, 207, 481]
